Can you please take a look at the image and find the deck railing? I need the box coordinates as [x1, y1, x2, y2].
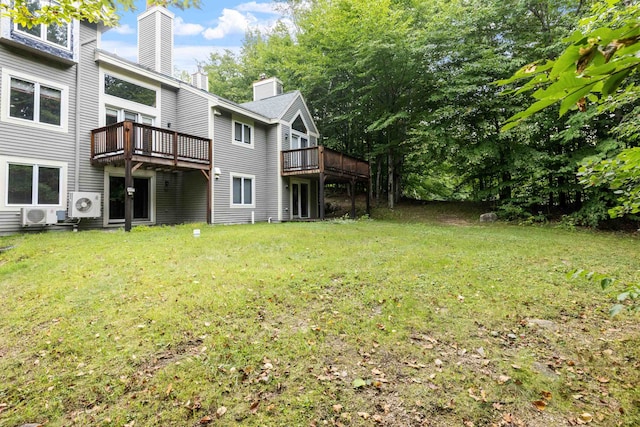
[91, 121, 211, 167]
[282, 146, 369, 179]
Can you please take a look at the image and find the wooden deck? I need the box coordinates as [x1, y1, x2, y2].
[91, 121, 212, 231]
[91, 121, 212, 171]
[282, 146, 370, 219]
[281, 146, 369, 180]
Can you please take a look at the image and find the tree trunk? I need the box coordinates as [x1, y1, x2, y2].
[375, 156, 382, 206]
[387, 150, 394, 209]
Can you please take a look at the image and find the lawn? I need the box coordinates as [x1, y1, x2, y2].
[0, 210, 638, 426]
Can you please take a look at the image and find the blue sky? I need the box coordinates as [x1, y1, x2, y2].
[101, 0, 291, 73]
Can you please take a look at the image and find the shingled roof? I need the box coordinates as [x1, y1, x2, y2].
[240, 91, 300, 119]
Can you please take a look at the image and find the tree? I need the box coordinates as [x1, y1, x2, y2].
[1, 0, 200, 28]
[500, 0, 639, 221]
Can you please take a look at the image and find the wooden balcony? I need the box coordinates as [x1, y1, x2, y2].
[282, 146, 369, 180]
[91, 121, 211, 171]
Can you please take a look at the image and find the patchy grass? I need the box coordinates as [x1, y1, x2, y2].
[0, 214, 638, 426]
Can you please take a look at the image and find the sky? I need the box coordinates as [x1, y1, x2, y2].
[101, 0, 292, 73]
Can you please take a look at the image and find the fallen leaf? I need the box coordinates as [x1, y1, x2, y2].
[371, 368, 383, 376]
[216, 406, 227, 417]
[333, 404, 343, 413]
[199, 415, 213, 425]
[597, 377, 610, 383]
[532, 400, 547, 411]
[165, 383, 173, 396]
[249, 400, 260, 414]
[372, 414, 383, 423]
[357, 412, 370, 419]
[468, 388, 486, 402]
[497, 375, 511, 384]
[541, 390, 552, 401]
[578, 413, 593, 423]
[352, 378, 367, 388]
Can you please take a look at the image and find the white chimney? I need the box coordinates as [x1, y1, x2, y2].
[252, 76, 283, 101]
[191, 69, 208, 91]
[137, 5, 174, 75]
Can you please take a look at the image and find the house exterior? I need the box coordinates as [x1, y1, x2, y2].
[0, 5, 368, 234]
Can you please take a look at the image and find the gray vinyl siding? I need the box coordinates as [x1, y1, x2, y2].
[75, 22, 105, 229]
[0, 33, 79, 233]
[263, 126, 279, 220]
[176, 89, 209, 141]
[137, 15, 155, 72]
[280, 125, 290, 219]
[176, 89, 209, 222]
[155, 170, 180, 224]
[179, 170, 207, 223]
[160, 13, 173, 76]
[212, 111, 271, 224]
[161, 86, 177, 129]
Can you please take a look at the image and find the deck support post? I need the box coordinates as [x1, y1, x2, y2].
[124, 121, 133, 232]
[319, 172, 325, 220]
[201, 169, 212, 225]
[350, 179, 357, 219]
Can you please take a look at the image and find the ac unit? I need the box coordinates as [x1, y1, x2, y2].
[68, 192, 101, 218]
[21, 207, 58, 226]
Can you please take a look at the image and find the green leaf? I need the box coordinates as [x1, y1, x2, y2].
[550, 45, 581, 79]
[559, 83, 596, 116]
[600, 277, 614, 290]
[352, 378, 367, 388]
[602, 68, 633, 96]
[609, 304, 625, 316]
[617, 291, 630, 301]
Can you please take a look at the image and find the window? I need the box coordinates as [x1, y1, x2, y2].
[10, 78, 61, 125]
[233, 121, 253, 146]
[231, 174, 254, 207]
[104, 74, 156, 107]
[0, 157, 67, 208]
[1, 69, 68, 132]
[14, 0, 70, 49]
[105, 107, 154, 126]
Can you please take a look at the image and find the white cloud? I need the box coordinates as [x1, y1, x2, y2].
[173, 44, 241, 72]
[110, 23, 135, 35]
[100, 40, 137, 62]
[174, 17, 204, 37]
[236, 1, 281, 14]
[203, 8, 255, 40]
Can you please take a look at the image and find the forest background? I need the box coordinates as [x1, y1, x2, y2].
[201, 0, 639, 228]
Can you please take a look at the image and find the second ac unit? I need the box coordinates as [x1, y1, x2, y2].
[68, 192, 101, 218]
[21, 207, 58, 226]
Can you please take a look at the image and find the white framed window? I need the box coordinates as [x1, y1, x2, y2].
[232, 119, 254, 148]
[100, 70, 160, 128]
[1, 68, 69, 133]
[13, 0, 71, 50]
[230, 173, 255, 207]
[105, 107, 154, 125]
[0, 156, 67, 209]
[104, 74, 156, 107]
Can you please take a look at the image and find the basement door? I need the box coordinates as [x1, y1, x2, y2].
[291, 181, 309, 219]
[108, 176, 150, 222]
